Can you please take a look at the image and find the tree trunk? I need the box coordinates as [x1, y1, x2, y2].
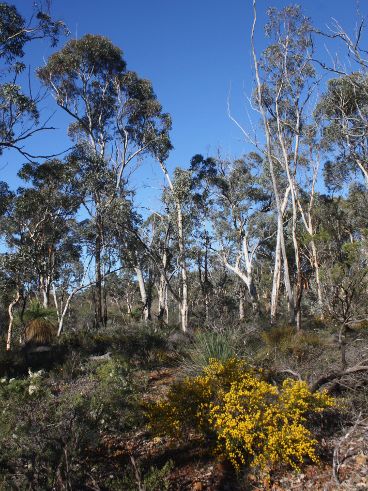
[179, 238, 189, 332]
[6, 290, 20, 351]
[126, 295, 133, 315]
[157, 275, 168, 321]
[95, 214, 104, 326]
[175, 205, 188, 331]
[251, 8, 294, 325]
[158, 160, 188, 332]
[39, 276, 49, 308]
[311, 239, 323, 307]
[271, 224, 282, 323]
[291, 209, 303, 330]
[339, 323, 348, 370]
[280, 223, 295, 324]
[239, 295, 245, 320]
[135, 266, 151, 321]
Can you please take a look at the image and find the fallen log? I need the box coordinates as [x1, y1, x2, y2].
[311, 362, 368, 392]
[89, 352, 111, 362]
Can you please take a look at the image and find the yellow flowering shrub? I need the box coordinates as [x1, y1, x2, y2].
[147, 358, 248, 437]
[146, 358, 334, 472]
[210, 377, 333, 471]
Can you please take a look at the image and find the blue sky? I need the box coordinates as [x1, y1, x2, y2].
[2, 0, 367, 212]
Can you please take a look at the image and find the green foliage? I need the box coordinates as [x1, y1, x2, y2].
[182, 328, 245, 375]
[142, 459, 174, 491]
[0, 2, 66, 160]
[38, 33, 171, 161]
[0, 354, 143, 488]
[58, 324, 171, 368]
[22, 300, 57, 323]
[260, 325, 325, 360]
[119, 458, 174, 491]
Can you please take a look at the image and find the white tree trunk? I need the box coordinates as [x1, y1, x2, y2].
[135, 266, 150, 321]
[239, 295, 245, 320]
[6, 290, 20, 351]
[311, 239, 323, 307]
[156, 275, 168, 321]
[158, 160, 188, 332]
[251, 6, 294, 325]
[176, 202, 189, 332]
[271, 224, 282, 323]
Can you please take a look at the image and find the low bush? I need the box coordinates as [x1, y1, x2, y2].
[118, 457, 174, 491]
[0, 355, 143, 489]
[58, 323, 171, 368]
[260, 325, 325, 361]
[0, 348, 28, 377]
[182, 327, 246, 375]
[146, 358, 334, 474]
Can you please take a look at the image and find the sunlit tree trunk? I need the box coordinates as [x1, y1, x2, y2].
[6, 290, 20, 351]
[158, 160, 189, 332]
[251, 3, 295, 325]
[135, 265, 151, 321]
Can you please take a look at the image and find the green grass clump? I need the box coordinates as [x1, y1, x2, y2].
[182, 327, 246, 375]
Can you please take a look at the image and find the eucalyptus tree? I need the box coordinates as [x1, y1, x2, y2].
[191, 231, 214, 323]
[191, 153, 271, 314]
[322, 244, 368, 369]
[0, 251, 35, 349]
[3, 159, 80, 309]
[149, 212, 173, 322]
[157, 166, 194, 331]
[251, 2, 318, 328]
[0, 2, 66, 161]
[316, 73, 368, 189]
[134, 212, 175, 322]
[38, 34, 171, 325]
[0, 180, 13, 218]
[119, 222, 155, 322]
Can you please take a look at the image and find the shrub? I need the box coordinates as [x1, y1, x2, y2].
[119, 457, 174, 491]
[0, 356, 143, 488]
[57, 323, 171, 368]
[210, 377, 333, 472]
[182, 327, 245, 375]
[0, 348, 28, 377]
[147, 358, 334, 473]
[260, 325, 325, 361]
[141, 459, 174, 491]
[24, 318, 57, 345]
[147, 357, 248, 438]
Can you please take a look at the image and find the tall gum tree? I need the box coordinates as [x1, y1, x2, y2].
[156, 166, 192, 332]
[3, 159, 80, 310]
[251, 2, 318, 328]
[316, 73, 368, 189]
[38, 34, 171, 326]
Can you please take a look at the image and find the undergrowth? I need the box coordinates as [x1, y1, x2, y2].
[147, 357, 334, 475]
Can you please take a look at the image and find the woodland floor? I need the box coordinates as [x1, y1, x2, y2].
[86, 365, 368, 490]
[2, 325, 368, 490]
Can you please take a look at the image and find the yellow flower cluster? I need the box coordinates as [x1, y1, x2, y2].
[146, 358, 249, 437]
[209, 376, 333, 471]
[146, 358, 334, 472]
